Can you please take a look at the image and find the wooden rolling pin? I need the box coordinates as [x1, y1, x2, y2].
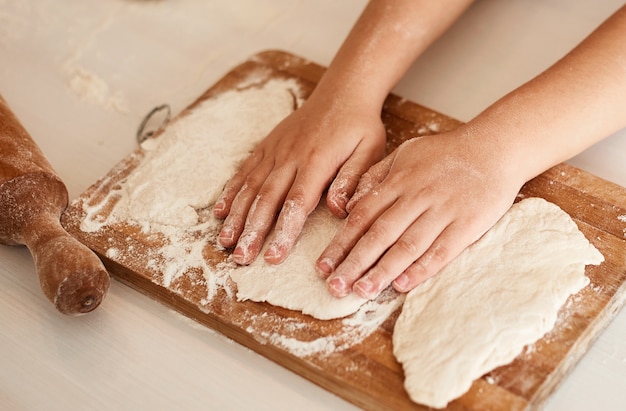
[0, 95, 109, 315]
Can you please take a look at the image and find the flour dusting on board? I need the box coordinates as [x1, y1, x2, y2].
[247, 290, 404, 357]
[76, 70, 402, 357]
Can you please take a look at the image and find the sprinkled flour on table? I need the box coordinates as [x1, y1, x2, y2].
[81, 73, 301, 299]
[77, 70, 402, 357]
[247, 289, 404, 357]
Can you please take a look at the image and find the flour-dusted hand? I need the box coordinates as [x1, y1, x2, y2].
[316, 131, 522, 299]
[213, 95, 386, 265]
[317, 3, 626, 299]
[214, 0, 473, 265]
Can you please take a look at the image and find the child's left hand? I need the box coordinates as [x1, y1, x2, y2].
[316, 130, 524, 299]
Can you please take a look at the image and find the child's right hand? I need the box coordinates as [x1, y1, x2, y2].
[213, 91, 387, 266]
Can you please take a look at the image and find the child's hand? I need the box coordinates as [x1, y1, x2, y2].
[316, 130, 524, 299]
[214, 95, 386, 265]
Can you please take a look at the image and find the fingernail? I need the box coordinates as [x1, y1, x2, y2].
[265, 244, 277, 259]
[219, 227, 234, 244]
[393, 273, 409, 291]
[264, 244, 284, 264]
[328, 276, 347, 297]
[330, 195, 348, 216]
[335, 195, 347, 209]
[232, 246, 246, 264]
[354, 278, 375, 298]
[317, 257, 335, 275]
[213, 199, 225, 214]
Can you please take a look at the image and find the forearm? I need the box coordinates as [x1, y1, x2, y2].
[312, 0, 474, 112]
[467, 4, 626, 184]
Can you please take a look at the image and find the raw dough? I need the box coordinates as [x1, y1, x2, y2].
[392, 197, 604, 408]
[230, 204, 368, 320]
[108, 77, 299, 229]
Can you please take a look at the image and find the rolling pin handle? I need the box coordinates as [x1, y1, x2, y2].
[0, 94, 110, 315]
[22, 213, 110, 315]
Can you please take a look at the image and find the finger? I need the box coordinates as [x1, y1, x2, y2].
[218, 158, 274, 248]
[263, 198, 309, 264]
[327, 140, 385, 218]
[264, 162, 331, 264]
[318, 191, 392, 274]
[218, 183, 258, 249]
[345, 153, 394, 214]
[330, 197, 433, 299]
[232, 166, 296, 265]
[214, 149, 264, 219]
[392, 219, 479, 293]
[351, 208, 449, 299]
[317, 190, 400, 297]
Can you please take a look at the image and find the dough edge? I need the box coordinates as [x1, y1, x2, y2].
[392, 197, 604, 408]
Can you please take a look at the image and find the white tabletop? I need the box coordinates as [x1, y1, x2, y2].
[1, 1, 625, 410]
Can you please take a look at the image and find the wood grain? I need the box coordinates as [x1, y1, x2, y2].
[61, 50, 626, 410]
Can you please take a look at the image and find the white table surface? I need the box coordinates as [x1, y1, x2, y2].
[1, 1, 625, 410]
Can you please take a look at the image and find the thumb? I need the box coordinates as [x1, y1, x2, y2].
[326, 142, 385, 218]
[345, 153, 394, 214]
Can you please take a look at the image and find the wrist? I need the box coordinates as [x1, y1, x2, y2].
[454, 121, 536, 190]
[307, 74, 387, 118]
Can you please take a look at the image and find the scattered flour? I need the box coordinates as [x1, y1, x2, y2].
[65, 66, 129, 113]
[77, 71, 401, 357]
[74, 66, 606, 407]
[60, 3, 129, 113]
[81, 75, 299, 232]
[81, 73, 302, 303]
[247, 289, 404, 357]
[105, 247, 119, 259]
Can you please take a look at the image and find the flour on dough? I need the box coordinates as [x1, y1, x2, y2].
[108, 78, 299, 229]
[229, 204, 368, 320]
[392, 197, 604, 409]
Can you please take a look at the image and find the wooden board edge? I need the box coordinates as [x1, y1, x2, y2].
[530, 279, 626, 408]
[60, 49, 626, 411]
[94, 251, 426, 411]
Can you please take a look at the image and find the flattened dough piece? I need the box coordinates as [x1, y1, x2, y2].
[108, 79, 298, 229]
[393, 197, 604, 409]
[229, 205, 368, 320]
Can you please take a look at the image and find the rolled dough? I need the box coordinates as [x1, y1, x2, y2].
[104, 76, 300, 230]
[86, 72, 603, 404]
[230, 204, 369, 320]
[392, 197, 604, 408]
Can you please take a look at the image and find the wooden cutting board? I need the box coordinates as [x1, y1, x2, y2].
[61, 50, 626, 411]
